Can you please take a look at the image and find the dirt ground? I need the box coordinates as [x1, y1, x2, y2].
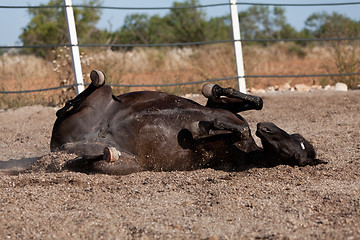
[0, 90, 359, 239]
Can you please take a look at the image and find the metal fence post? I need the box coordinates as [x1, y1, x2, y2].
[64, 0, 84, 94]
[229, 0, 246, 93]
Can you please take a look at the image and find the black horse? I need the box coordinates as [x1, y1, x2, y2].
[51, 70, 324, 175]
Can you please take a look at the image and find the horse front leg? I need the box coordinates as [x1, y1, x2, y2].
[62, 146, 142, 175]
[202, 83, 263, 113]
[189, 119, 250, 140]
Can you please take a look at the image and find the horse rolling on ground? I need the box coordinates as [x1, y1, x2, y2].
[50, 70, 325, 175]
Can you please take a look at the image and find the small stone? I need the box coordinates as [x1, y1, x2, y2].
[294, 84, 311, 92]
[278, 83, 291, 91]
[311, 85, 322, 90]
[248, 87, 256, 93]
[335, 82, 348, 92]
[324, 85, 332, 91]
[266, 86, 276, 92]
[249, 88, 265, 93]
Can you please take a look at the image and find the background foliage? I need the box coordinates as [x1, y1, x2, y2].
[19, 0, 360, 53]
[1, 0, 356, 105]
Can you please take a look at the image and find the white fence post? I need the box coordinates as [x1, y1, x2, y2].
[64, 0, 84, 94]
[229, 0, 246, 93]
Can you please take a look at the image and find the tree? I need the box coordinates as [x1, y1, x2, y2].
[20, 0, 103, 57]
[305, 12, 360, 38]
[165, 0, 208, 43]
[118, 14, 151, 44]
[114, 13, 171, 47]
[238, 6, 297, 41]
[304, 12, 360, 88]
[115, 0, 209, 45]
[205, 16, 232, 41]
[148, 15, 175, 43]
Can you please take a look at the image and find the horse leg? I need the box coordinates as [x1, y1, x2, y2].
[189, 119, 250, 140]
[56, 70, 106, 118]
[94, 147, 142, 175]
[202, 83, 263, 112]
[63, 146, 142, 175]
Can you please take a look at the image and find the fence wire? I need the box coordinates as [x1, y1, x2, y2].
[2, 36, 360, 49]
[1, 1, 360, 94]
[2, 72, 360, 94]
[1, 1, 360, 9]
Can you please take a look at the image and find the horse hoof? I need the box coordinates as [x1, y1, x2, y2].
[202, 83, 220, 99]
[90, 70, 106, 87]
[104, 147, 120, 163]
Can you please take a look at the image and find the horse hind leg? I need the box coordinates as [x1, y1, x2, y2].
[56, 70, 106, 118]
[202, 83, 263, 112]
[90, 70, 106, 87]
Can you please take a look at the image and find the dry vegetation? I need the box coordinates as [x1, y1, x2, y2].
[1, 43, 359, 109]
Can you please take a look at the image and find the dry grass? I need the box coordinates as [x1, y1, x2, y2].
[0, 43, 359, 109]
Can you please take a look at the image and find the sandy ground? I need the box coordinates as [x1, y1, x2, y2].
[0, 90, 359, 239]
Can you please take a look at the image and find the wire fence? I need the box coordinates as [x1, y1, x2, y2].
[2, 72, 360, 94]
[1, 1, 360, 9]
[1, 1, 360, 94]
[2, 36, 360, 49]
